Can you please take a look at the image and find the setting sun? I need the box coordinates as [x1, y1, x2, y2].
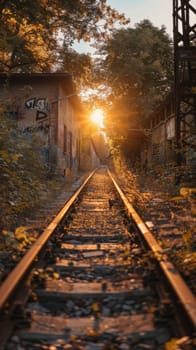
[90, 109, 104, 129]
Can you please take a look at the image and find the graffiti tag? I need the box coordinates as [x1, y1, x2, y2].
[25, 97, 49, 111]
[25, 97, 49, 121]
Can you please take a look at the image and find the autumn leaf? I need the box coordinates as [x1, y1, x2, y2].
[182, 230, 191, 244]
[15, 226, 29, 242]
[165, 338, 179, 350]
[88, 329, 98, 337]
[123, 249, 130, 255]
[0, 150, 11, 163]
[53, 272, 60, 279]
[70, 334, 77, 341]
[180, 188, 190, 197]
[29, 236, 36, 243]
[2, 230, 9, 236]
[92, 303, 99, 312]
[12, 153, 22, 162]
[148, 306, 157, 313]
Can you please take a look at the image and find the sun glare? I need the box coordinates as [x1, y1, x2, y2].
[90, 109, 104, 129]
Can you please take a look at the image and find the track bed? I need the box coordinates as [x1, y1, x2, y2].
[1, 168, 194, 349]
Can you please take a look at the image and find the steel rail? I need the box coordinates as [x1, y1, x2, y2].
[108, 169, 196, 332]
[0, 170, 96, 311]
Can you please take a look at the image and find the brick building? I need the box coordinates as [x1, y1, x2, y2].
[0, 73, 100, 176]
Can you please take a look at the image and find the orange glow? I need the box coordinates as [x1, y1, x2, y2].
[90, 109, 104, 129]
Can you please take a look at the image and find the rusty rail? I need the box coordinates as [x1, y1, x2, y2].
[108, 169, 196, 332]
[0, 166, 195, 335]
[0, 170, 96, 311]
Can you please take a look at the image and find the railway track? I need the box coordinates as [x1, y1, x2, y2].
[0, 167, 195, 349]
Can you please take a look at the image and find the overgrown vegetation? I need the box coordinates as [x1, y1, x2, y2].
[109, 148, 196, 296]
[109, 146, 145, 208]
[0, 110, 48, 230]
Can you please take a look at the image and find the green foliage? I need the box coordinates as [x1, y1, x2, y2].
[109, 147, 144, 207]
[0, 0, 129, 73]
[97, 20, 173, 162]
[0, 111, 47, 229]
[100, 20, 173, 107]
[56, 44, 93, 91]
[0, 2, 56, 72]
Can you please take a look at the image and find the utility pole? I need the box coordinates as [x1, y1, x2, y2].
[173, 0, 196, 183]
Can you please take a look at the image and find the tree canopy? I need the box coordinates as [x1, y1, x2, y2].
[0, 0, 129, 73]
[56, 43, 93, 92]
[99, 20, 173, 113]
[95, 20, 173, 162]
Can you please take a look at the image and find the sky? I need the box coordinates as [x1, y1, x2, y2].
[74, 0, 173, 54]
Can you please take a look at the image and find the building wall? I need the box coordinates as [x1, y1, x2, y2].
[57, 89, 80, 175]
[0, 74, 80, 177]
[142, 93, 176, 169]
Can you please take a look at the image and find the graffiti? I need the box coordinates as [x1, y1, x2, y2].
[25, 97, 49, 111]
[36, 111, 47, 120]
[25, 97, 49, 121]
[23, 123, 50, 134]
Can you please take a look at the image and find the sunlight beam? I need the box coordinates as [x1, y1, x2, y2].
[90, 109, 105, 129]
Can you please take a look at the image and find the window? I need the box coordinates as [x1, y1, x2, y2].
[64, 125, 67, 154]
[69, 131, 72, 169]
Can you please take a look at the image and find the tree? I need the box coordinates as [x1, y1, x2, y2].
[96, 20, 173, 162]
[0, 0, 129, 73]
[0, 1, 55, 72]
[56, 43, 93, 91]
[99, 20, 173, 112]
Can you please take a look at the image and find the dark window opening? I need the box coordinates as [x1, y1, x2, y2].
[64, 125, 67, 154]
